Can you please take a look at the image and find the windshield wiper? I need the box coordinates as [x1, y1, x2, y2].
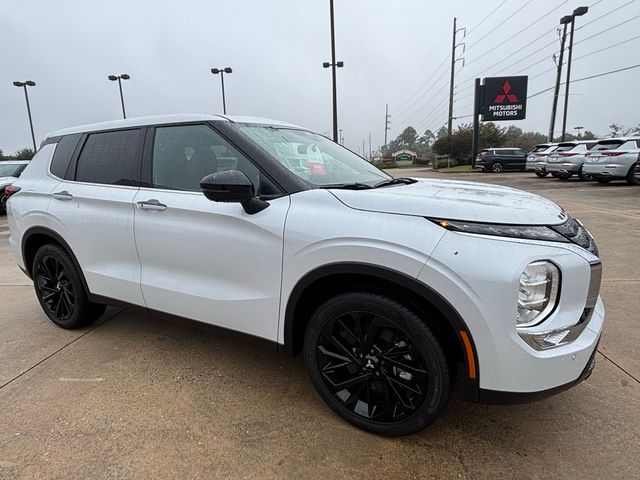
[373, 177, 417, 188]
[320, 182, 373, 190]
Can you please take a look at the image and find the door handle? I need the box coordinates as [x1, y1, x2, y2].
[137, 199, 167, 211]
[52, 190, 73, 201]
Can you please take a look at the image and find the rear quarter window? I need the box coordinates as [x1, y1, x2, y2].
[50, 133, 81, 179]
[74, 129, 143, 186]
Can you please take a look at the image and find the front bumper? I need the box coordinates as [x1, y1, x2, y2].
[423, 230, 604, 401]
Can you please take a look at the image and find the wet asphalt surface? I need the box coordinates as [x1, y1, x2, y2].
[0, 170, 638, 479]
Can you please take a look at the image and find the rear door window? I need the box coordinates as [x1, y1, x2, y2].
[531, 145, 549, 153]
[75, 129, 143, 186]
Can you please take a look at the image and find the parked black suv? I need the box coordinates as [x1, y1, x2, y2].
[474, 148, 527, 173]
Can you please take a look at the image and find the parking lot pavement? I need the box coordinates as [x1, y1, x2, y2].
[1, 173, 639, 480]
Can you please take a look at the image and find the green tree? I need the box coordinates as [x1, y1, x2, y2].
[479, 122, 505, 148]
[436, 126, 448, 140]
[582, 130, 597, 140]
[13, 148, 35, 160]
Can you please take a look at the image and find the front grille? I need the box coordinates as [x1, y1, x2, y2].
[551, 217, 599, 257]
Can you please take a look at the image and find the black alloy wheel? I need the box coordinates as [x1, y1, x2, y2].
[36, 254, 75, 322]
[0, 193, 7, 215]
[304, 293, 450, 436]
[33, 244, 106, 329]
[535, 171, 549, 177]
[626, 164, 640, 185]
[595, 178, 611, 184]
[491, 162, 503, 173]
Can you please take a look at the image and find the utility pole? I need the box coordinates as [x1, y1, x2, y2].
[561, 6, 588, 141]
[548, 17, 571, 142]
[384, 103, 391, 149]
[368, 131, 372, 161]
[447, 18, 465, 136]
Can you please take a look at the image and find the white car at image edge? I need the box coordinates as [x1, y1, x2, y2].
[5, 114, 604, 436]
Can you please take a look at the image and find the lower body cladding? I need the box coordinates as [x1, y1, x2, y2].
[582, 161, 633, 179]
[422, 230, 603, 400]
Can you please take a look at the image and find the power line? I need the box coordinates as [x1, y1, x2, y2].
[465, 0, 509, 36]
[396, 78, 450, 125]
[576, 0, 637, 31]
[394, 55, 450, 115]
[463, 1, 569, 68]
[529, 63, 640, 98]
[573, 12, 640, 47]
[465, 1, 533, 52]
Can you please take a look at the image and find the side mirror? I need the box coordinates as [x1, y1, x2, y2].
[200, 170, 269, 215]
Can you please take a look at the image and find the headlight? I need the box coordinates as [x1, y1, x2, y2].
[429, 219, 569, 243]
[517, 261, 560, 327]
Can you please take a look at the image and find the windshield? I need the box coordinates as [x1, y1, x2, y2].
[238, 125, 391, 187]
[0, 163, 24, 177]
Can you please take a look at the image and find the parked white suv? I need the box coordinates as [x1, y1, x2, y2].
[582, 137, 640, 185]
[525, 143, 558, 177]
[546, 140, 598, 181]
[6, 114, 604, 436]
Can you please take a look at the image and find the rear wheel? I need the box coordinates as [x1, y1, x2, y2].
[304, 292, 450, 436]
[595, 178, 611, 184]
[491, 162, 503, 173]
[0, 193, 6, 215]
[535, 171, 549, 178]
[32, 244, 106, 329]
[626, 165, 640, 185]
[550, 172, 561, 178]
[558, 173, 572, 180]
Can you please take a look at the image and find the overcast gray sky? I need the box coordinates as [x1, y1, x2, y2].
[1, 0, 639, 154]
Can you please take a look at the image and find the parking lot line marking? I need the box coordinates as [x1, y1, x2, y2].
[597, 350, 640, 385]
[602, 278, 640, 283]
[0, 308, 122, 391]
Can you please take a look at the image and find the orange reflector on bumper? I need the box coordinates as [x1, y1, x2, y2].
[459, 330, 477, 380]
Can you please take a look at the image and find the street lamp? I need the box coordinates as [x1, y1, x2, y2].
[107, 74, 130, 119]
[323, 0, 344, 143]
[561, 6, 588, 141]
[210, 67, 233, 114]
[12, 81, 37, 151]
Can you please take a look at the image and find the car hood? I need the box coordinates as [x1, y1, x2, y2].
[329, 178, 567, 225]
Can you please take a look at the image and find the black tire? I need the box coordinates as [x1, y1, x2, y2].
[550, 172, 561, 178]
[626, 164, 640, 185]
[304, 292, 450, 436]
[578, 167, 593, 181]
[534, 171, 549, 178]
[558, 173, 571, 180]
[32, 244, 106, 329]
[595, 178, 611, 184]
[0, 193, 6, 215]
[491, 162, 503, 173]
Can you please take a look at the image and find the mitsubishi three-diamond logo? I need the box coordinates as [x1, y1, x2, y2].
[494, 80, 518, 103]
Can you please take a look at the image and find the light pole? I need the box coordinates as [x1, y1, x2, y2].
[107, 74, 130, 119]
[211, 67, 232, 114]
[323, 0, 344, 143]
[12, 81, 37, 151]
[548, 15, 572, 142]
[561, 6, 588, 141]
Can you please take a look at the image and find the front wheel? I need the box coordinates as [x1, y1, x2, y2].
[596, 178, 611, 184]
[304, 292, 450, 436]
[33, 244, 106, 329]
[491, 162, 503, 173]
[0, 193, 7, 215]
[535, 171, 549, 178]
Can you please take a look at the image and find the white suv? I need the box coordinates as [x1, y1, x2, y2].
[582, 137, 640, 185]
[545, 140, 597, 181]
[6, 114, 604, 436]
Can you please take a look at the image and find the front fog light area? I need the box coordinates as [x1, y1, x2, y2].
[517, 261, 560, 327]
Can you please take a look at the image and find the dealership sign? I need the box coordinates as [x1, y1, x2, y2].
[481, 76, 528, 121]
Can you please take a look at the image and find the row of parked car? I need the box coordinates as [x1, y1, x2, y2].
[475, 137, 640, 185]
